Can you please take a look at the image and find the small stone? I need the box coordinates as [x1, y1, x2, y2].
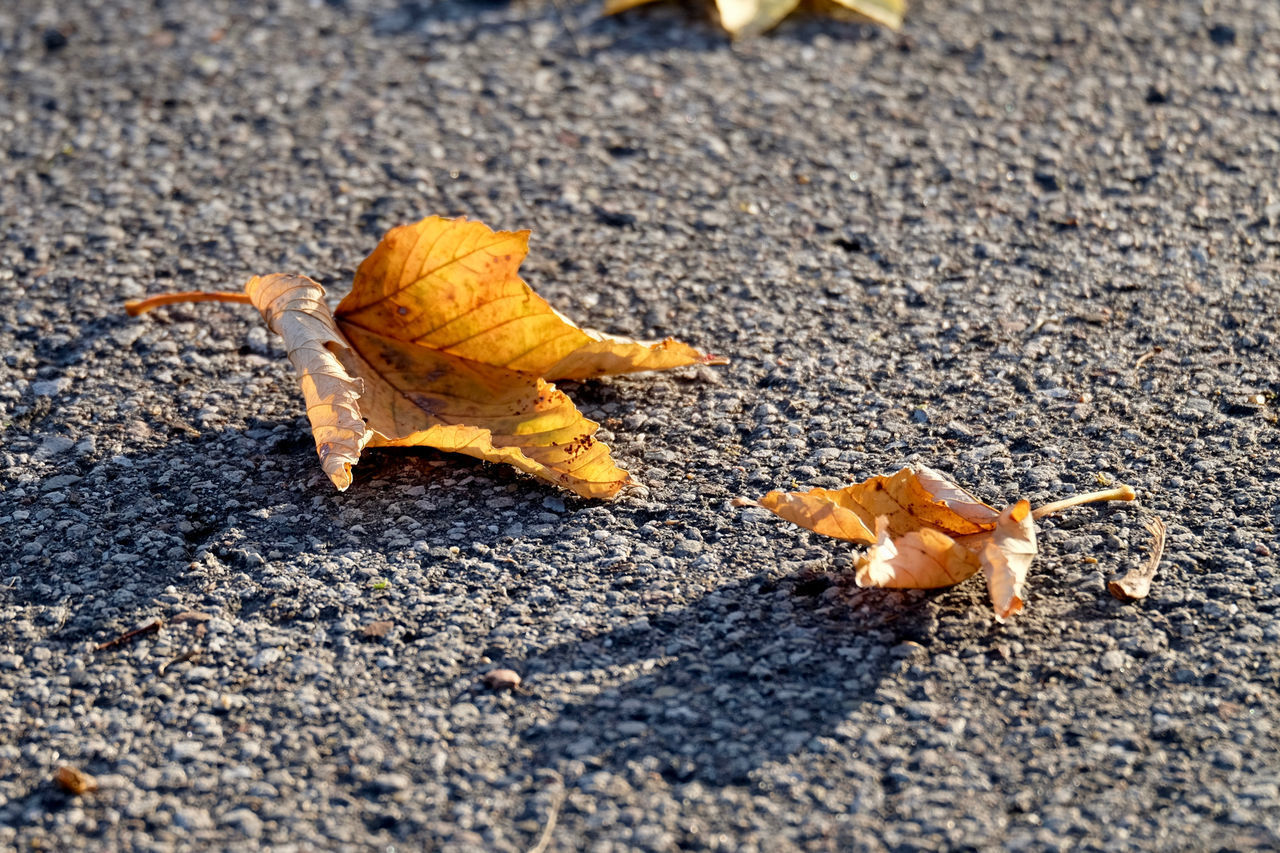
[223, 808, 263, 837]
[245, 326, 271, 355]
[1208, 23, 1236, 45]
[35, 435, 75, 457]
[189, 713, 223, 738]
[890, 642, 926, 659]
[42, 28, 69, 51]
[1100, 650, 1129, 672]
[248, 648, 281, 670]
[54, 766, 98, 795]
[481, 669, 521, 691]
[174, 807, 214, 830]
[42, 474, 81, 490]
[360, 620, 394, 639]
[170, 741, 202, 762]
[371, 772, 412, 792]
[31, 378, 71, 397]
[159, 765, 188, 788]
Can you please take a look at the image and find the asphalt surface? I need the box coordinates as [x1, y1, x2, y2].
[2, 0, 1279, 849]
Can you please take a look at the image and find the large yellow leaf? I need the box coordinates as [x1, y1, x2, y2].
[336, 217, 715, 381]
[717, 0, 801, 36]
[827, 0, 903, 29]
[603, 0, 904, 36]
[750, 467, 1134, 621]
[335, 322, 628, 498]
[126, 217, 723, 498]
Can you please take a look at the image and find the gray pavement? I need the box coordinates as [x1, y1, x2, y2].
[2, 0, 1279, 849]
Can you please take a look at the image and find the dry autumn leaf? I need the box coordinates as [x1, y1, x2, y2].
[605, 0, 904, 37]
[1108, 516, 1167, 602]
[743, 466, 1136, 621]
[126, 216, 725, 499]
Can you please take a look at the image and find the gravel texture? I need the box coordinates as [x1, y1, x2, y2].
[2, 0, 1279, 849]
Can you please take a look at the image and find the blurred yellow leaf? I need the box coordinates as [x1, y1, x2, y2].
[604, 0, 904, 36]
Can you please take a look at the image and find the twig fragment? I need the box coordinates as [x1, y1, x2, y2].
[526, 771, 566, 853]
[549, 0, 586, 57]
[94, 619, 162, 652]
[1108, 517, 1167, 602]
[158, 649, 200, 676]
[1134, 346, 1163, 369]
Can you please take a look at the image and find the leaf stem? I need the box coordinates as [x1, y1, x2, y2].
[1031, 484, 1136, 519]
[124, 290, 253, 317]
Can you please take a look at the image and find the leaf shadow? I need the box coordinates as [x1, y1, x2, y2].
[0, 413, 580, 635]
[503, 570, 934, 786]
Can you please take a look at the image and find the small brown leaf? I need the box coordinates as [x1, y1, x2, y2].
[245, 274, 372, 491]
[1108, 516, 1167, 602]
[752, 466, 1135, 621]
[54, 766, 98, 796]
[978, 500, 1037, 622]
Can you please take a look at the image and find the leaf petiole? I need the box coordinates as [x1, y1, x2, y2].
[1031, 485, 1137, 520]
[124, 290, 253, 317]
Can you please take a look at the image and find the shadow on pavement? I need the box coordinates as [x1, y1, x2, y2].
[511, 570, 929, 786]
[0, 416, 529, 633]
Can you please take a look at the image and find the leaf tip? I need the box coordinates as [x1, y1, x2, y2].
[328, 465, 354, 492]
[992, 595, 1025, 623]
[1009, 499, 1031, 523]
